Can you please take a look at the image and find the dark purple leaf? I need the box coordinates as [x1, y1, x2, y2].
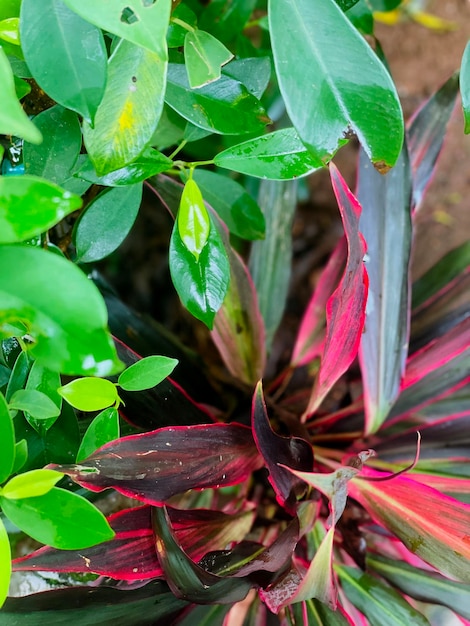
[303, 163, 368, 418]
[407, 73, 459, 212]
[50, 423, 263, 506]
[252, 382, 313, 513]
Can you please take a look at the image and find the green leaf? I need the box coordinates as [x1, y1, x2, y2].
[460, 41, 470, 133]
[75, 149, 173, 187]
[118, 355, 178, 391]
[249, 180, 297, 350]
[11, 439, 27, 474]
[0, 17, 20, 45]
[304, 598, 351, 625]
[1, 487, 115, 549]
[0, 46, 41, 143]
[184, 30, 233, 88]
[76, 407, 119, 462]
[23, 105, 82, 187]
[167, 3, 197, 48]
[0, 175, 82, 243]
[58, 377, 119, 412]
[192, 170, 265, 240]
[63, 0, 172, 58]
[73, 184, 143, 263]
[0, 391, 15, 484]
[9, 389, 61, 420]
[20, 0, 107, 124]
[337, 565, 430, 626]
[2, 468, 62, 499]
[269, 0, 404, 169]
[5, 351, 31, 402]
[0, 245, 122, 377]
[177, 178, 210, 261]
[214, 128, 324, 179]
[199, 0, 257, 44]
[0, 517, 11, 608]
[367, 553, 470, 620]
[24, 361, 62, 433]
[83, 38, 167, 175]
[222, 57, 271, 99]
[166, 63, 270, 136]
[0, 1, 21, 20]
[169, 216, 230, 329]
[13, 75, 31, 100]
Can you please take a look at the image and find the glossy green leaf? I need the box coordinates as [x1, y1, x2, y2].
[358, 146, 412, 434]
[75, 149, 173, 187]
[337, 565, 430, 626]
[0, 0, 20, 20]
[74, 184, 143, 263]
[0, 17, 19, 45]
[9, 389, 61, 420]
[167, 3, 197, 48]
[214, 128, 323, 180]
[0, 245, 122, 376]
[1, 487, 114, 549]
[367, 553, 470, 620]
[24, 361, 62, 433]
[0, 175, 82, 243]
[83, 38, 167, 175]
[118, 355, 178, 392]
[269, 0, 404, 168]
[11, 439, 27, 474]
[23, 106, 82, 187]
[76, 407, 120, 462]
[184, 30, 233, 88]
[2, 468, 62, 499]
[0, 391, 15, 484]
[192, 170, 265, 240]
[58, 377, 119, 412]
[460, 40, 470, 132]
[0, 46, 41, 143]
[20, 0, 107, 124]
[166, 63, 270, 135]
[5, 351, 31, 402]
[63, 0, 171, 57]
[222, 57, 271, 100]
[169, 216, 230, 329]
[346, 0, 373, 34]
[0, 517, 10, 608]
[249, 179, 297, 350]
[177, 178, 210, 261]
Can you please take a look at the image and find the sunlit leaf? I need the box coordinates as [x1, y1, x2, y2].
[24, 361, 62, 433]
[118, 355, 178, 392]
[20, 0, 107, 123]
[177, 178, 210, 261]
[2, 469, 62, 499]
[184, 29, 233, 88]
[0, 518, 10, 608]
[76, 407, 120, 462]
[59, 377, 119, 412]
[0, 391, 14, 484]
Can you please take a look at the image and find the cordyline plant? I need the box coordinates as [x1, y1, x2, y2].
[1, 0, 470, 624]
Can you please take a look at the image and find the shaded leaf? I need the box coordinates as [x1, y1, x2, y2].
[0, 245, 122, 376]
[50, 423, 263, 506]
[0, 391, 15, 483]
[24, 361, 62, 433]
[9, 389, 61, 420]
[337, 565, 429, 626]
[165, 63, 270, 135]
[83, 39, 167, 175]
[20, 0, 107, 123]
[2, 469, 62, 499]
[304, 598, 353, 625]
[0, 46, 41, 143]
[63, 0, 171, 57]
[214, 128, 323, 180]
[357, 145, 412, 433]
[73, 184, 143, 263]
[199, 0, 256, 44]
[0, 176, 82, 243]
[76, 407, 120, 462]
[407, 73, 459, 211]
[269, 0, 403, 168]
[222, 56, 271, 99]
[118, 355, 178, 392]
[1, 487, 114, 549]
[349, 469, 470, 583]
[303, 163, 368, 418]
[252, 381, 314, 512]
[184, 30, 233, 88]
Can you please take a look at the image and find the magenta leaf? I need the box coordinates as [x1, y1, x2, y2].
[303, 163, 368, 419]
[407, 73, 459, 212]
[252, 382, 314, 513]
[291, 236, 347, 367]
[357, 145, 412, 434]
[349, 468, 470, 582]
[50, 423, 263, 506]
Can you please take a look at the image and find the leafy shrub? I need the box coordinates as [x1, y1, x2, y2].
[1, 0, 470, 624]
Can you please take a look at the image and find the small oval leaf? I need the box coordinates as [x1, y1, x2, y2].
[2, 469, 62, 499]
[177, 178, 210, 261]
[59, 377, 119, 412]
[76, 407, 120, 462]
[9, 389, 61, 420]
[118, 356, 178, 392]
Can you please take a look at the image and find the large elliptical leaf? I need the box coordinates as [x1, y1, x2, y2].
[83, 38, 167, 175]
[269, 0, 403, 169]
[0, 245, 121, 376]
[357, 145, 412, 434]
[20, 0, 106, 124]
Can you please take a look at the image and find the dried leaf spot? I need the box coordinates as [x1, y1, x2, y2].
[120, 7, 139, 24]
[373, 160, 391, 175]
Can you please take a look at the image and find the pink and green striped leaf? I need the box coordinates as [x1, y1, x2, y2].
[349, 468, 470, 582]
[302, 163, 368, 419]
[49, 423, 263, 506]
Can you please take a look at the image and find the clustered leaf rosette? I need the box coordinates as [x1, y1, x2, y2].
[7, 73, 470, 625]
